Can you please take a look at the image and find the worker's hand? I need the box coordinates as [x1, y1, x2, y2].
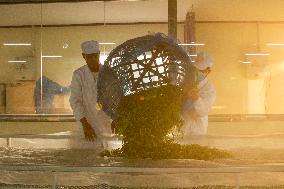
[80, 117, 97, 142]
[187, 87, 199, 101]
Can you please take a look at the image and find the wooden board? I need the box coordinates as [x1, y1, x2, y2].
[6, 81, 35, 114]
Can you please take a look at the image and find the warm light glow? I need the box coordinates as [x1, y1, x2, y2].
[42, 55, 63, 58]
[245, 53, 270, 56]
[212, 106, 225, 109]
[240, 61, 252, 64]
[8, 60, 27, 63]
[3, 43, 32, 46]
[95, 103, 102, 110]
[189, 54, 197, 57]
[280, 63, 284, 71]
[100, 55, 108, 63]
[267, 43, 284, 46]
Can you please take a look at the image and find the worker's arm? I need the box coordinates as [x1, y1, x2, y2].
[69, 71, 97, 142]
[69, 71, 86, 121]
[192, 83, 216, 117]
[80, 117, 97, 142]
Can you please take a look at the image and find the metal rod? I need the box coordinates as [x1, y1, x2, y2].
[2, 164, 284, 174]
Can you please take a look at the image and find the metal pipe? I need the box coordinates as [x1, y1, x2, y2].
[168, 0, 177, 39]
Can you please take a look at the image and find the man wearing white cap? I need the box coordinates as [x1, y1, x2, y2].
[69, 40, 112, 149]
[182, 52, 216, 135]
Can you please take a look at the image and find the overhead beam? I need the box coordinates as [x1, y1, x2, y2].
[168, 0, 177, 39]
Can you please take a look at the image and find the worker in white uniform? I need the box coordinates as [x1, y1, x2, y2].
[182, 52, 216, 135]
[69, 40, 112, 149]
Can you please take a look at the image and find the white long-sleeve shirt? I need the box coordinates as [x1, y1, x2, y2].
[69, 65, 112, 139]
[182, 78, 216, 135]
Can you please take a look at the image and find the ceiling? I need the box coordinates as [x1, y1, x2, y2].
[1, 0, 284, 27]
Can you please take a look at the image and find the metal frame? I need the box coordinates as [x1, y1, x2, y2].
[0, 134, 72, 147]
[1, 133, 284, 188]
[1, 164, 284, 189]
[2, 164, 284, 173]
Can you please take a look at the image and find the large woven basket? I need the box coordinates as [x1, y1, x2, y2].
[97, 33, 196, 119]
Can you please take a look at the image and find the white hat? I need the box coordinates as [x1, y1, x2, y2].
[81, 40, 100, 54]
[192, 52, 213, 70]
